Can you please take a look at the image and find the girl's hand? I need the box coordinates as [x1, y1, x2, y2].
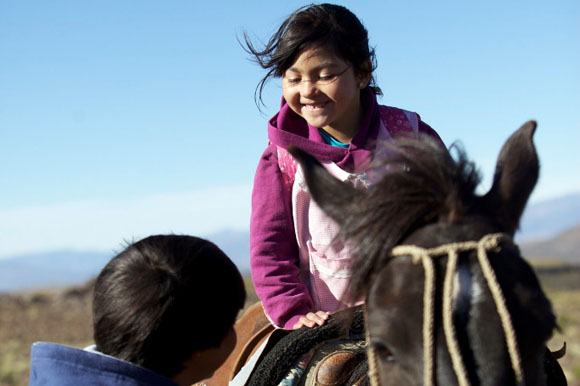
[292, 311, 330, 329]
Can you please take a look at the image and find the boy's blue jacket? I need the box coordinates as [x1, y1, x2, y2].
[29, 342, 178, 386]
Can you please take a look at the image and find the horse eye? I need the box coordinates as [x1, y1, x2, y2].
[373, 342, 395, 362]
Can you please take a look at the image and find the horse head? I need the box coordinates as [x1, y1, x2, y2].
[289, 121, 557, 386]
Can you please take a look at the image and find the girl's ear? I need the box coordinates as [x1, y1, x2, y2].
[357, 60, 373, 89]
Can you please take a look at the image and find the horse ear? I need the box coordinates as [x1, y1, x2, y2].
[481, 120, 539, 236]
[288, 146, 362, 225]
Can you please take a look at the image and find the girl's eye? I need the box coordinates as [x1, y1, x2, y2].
[373, 342, 395, 362]
[318, 75, 336, 82]
[286, 77, 301, 84]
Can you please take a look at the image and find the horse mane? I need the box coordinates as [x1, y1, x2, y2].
[347, 134, 482, 301]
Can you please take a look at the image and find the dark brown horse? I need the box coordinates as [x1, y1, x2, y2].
[288, 121, 565, 386]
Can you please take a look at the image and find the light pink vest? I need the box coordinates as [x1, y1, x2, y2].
[276, 107, 419, 312]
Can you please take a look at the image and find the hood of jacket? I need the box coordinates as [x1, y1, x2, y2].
[29, 342, 178, 386]
[267, 88, 382, 173]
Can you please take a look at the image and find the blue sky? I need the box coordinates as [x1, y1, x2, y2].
[1, 0, 579, 258]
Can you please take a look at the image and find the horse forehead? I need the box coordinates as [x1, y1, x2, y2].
[402, 221, 498, 248]
[367, 252, 482, 308]
[368, 258, 424, 299]
[366, 258, 426, 321]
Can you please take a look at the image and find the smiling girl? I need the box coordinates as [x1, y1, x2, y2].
[245, 3, 443, 331]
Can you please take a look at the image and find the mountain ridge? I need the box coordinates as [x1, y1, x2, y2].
[520, 224, 580, 262]
[1, 192, 578, 293]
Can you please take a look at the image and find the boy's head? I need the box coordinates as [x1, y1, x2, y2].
[92, 235, 246, 382]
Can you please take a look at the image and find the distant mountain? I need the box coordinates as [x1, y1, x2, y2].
[517, 192, 580, 242]
[0, 250, 111, 293]
[1, 192, 578, 293]
[0, 230, 250, 294]
[520, 224, 580, 263]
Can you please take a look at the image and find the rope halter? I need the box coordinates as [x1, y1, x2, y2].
[366, 233, 525, 386]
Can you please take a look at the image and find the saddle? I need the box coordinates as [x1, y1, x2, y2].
[296, 338, 369, 386]
[197, 302, 367, 386]
[243, 304, 368, 386]
[195, 302, 276, 385]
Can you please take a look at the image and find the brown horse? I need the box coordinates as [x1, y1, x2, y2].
[288, 121, 565, 386]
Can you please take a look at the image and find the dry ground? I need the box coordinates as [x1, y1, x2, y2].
[0, 284, 94, 386]
[0, 275, 577, 386]
[547, 290, 580, 384]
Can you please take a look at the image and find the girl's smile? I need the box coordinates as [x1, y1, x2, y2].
[303, 102, 328, 111]
[282, 45, 370, 144]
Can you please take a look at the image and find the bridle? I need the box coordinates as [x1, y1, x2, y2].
[365, 233, 525, 386]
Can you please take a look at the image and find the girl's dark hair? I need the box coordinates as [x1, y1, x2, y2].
[243, 3, 381, 108]
[92, 235, 246, 378]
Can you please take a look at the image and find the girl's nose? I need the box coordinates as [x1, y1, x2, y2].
[300, 80, 317, 98]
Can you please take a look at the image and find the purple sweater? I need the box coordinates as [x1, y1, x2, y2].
[250, 89, 442, 328]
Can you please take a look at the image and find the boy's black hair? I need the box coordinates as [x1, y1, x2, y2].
[92, 235, 246, 378]
[243, 3, 381, 109]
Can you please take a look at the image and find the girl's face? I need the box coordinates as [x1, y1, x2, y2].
[282, 45, 370, 141]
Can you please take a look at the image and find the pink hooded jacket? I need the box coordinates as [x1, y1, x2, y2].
[250, 89, 443, 328]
